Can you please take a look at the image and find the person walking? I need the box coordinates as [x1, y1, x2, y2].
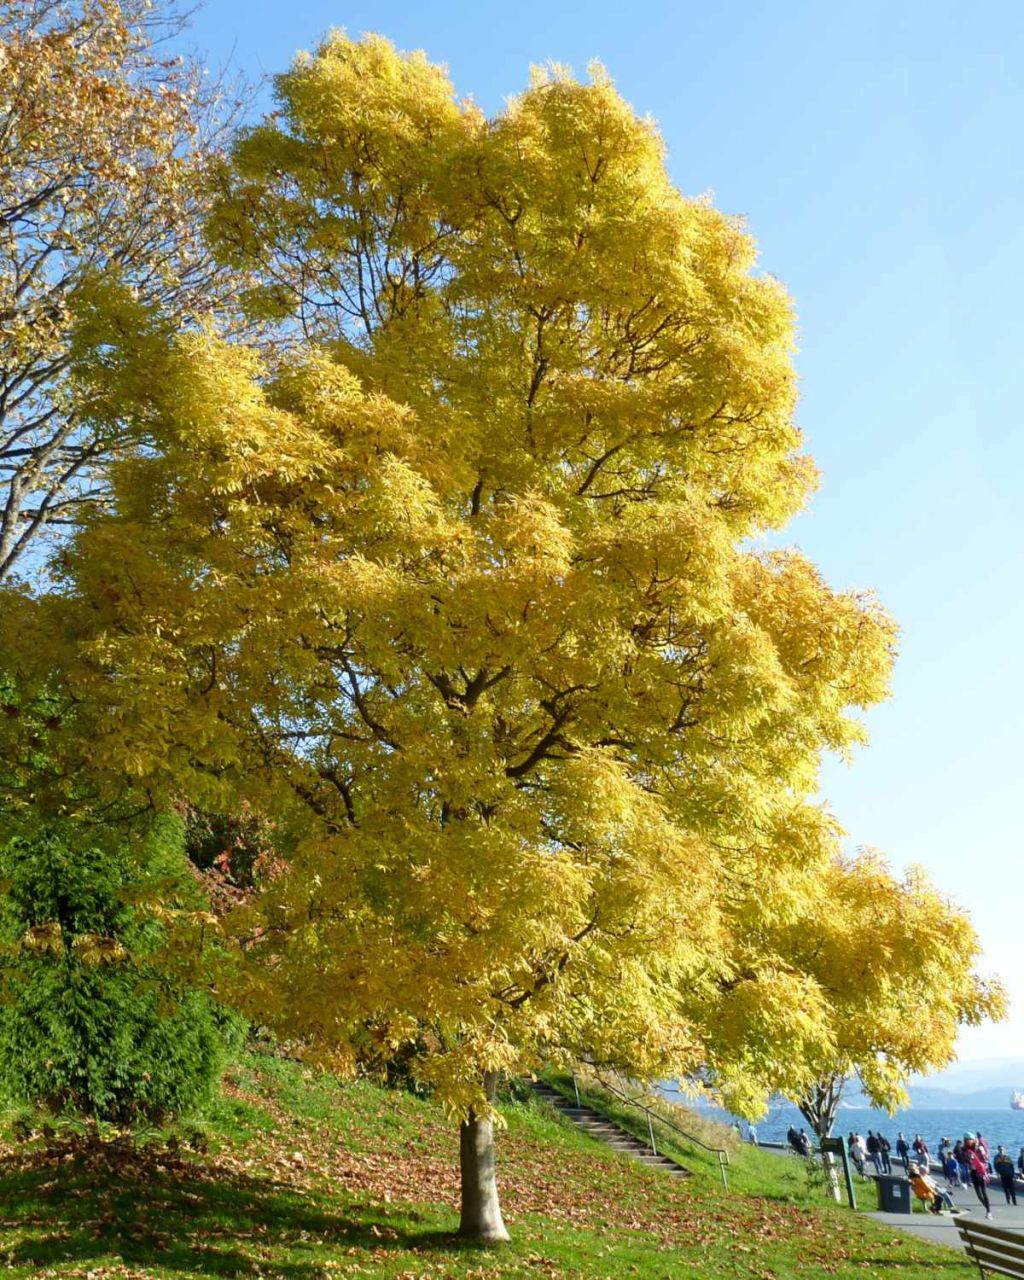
[912, 1134, 930, 1167]
[850, 1133, 868, 1177]
[866, 1131, 882, 1174]
[896, 1132, 911, 1170]
[797, 1128, 811, 1157]
[994, 1146, 1018, 1206]
[965, 1137, 993, 1220]
[944, 1146, 961, 1188]
[877, 1132, 892, 1174]
[1017, 1146, 1024, 1179]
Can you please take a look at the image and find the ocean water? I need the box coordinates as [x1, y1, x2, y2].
[664, 1092, 1024, 1155]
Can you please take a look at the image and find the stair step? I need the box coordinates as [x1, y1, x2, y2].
[530, 1081, 689, 1179]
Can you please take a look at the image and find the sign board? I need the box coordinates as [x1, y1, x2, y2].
[818, 1136, 857, 1210]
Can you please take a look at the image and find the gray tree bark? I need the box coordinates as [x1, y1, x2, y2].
[458, 1071, 510, 1243]
[798, 1071, 847, 1139]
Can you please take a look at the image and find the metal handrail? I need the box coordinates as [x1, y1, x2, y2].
[573, 1071, 731, 1190]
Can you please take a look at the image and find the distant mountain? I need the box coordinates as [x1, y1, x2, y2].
[673, 1058, 1024, 1116]
[903, 1084, 1016, 1110]
[908, 1058, 1024, 1096]
[835, 1058, 1024, 1110]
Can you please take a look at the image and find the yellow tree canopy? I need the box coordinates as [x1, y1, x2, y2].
[0, 36, 915, 1118]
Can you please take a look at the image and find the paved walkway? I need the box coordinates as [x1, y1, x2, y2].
[868, 1195, 1024, 1251]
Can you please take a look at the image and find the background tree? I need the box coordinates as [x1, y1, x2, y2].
[0, 35, 999, 1242]
[0, 0, 238, 580]
[747, 852, 1006, 1139]
[0, 814, 240, 1123]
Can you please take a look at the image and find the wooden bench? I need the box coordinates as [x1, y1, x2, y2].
[955, 1214, 1024, 1278]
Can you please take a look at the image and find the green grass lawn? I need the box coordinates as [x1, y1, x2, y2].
[0, 1054, 976, 1279]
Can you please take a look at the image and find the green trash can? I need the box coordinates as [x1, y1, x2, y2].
[876, 1174, 912, 1213]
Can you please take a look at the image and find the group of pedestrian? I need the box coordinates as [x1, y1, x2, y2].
[933, 1136, 981, 1189]
[901, 1131, 1024, 1220]
[842, 1128, 1024, 1220]
[845, 1129, 892, 1175]
[893, 1132, 932, 1169]
[785, 1122, 1024, 1220]
[786, 1125, 811, 1157]
[954, 1134, 995, 1219]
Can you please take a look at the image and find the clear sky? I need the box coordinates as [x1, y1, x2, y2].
[180, 0, 1024, 1061]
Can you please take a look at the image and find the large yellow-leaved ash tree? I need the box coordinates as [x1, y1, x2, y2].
[0, 34, 1000, 1241]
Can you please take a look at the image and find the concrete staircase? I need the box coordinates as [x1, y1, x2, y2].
[532, 1081, 690, 1178]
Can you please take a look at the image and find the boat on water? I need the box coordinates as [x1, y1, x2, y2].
[1011, 1091, 1024, 1111]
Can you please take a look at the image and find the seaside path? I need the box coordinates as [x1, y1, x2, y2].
[869, 1198, 1024, 1252]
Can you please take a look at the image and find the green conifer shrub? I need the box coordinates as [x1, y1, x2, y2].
[0, 817, 239, 1123]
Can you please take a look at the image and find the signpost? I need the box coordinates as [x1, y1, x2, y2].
[821, 1136, 857, 1210]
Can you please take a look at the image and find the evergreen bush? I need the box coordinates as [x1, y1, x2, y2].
[0, 817, 238, 1123]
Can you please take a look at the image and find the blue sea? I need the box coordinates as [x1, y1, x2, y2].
[661, 1089, 1024, 1153]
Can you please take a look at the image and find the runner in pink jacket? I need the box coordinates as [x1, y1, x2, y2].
[965, 1137, 992, 1218]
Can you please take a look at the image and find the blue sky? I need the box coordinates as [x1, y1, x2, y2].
[183, 0, 1024, 1061]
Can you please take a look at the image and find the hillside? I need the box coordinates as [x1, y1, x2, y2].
[0, 1054, 976, 1279]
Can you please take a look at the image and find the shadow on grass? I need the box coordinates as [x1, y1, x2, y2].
[0, 1146, 475, 1278]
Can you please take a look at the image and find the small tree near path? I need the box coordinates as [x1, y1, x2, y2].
[774, 854, 1005, 1140]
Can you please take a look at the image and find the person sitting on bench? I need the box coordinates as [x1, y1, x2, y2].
[909, 1163, 957, 1214]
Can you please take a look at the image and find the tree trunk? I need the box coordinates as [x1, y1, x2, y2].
[799, 1075, 847, 1202]
[458, 1071, 510, 1243]
[822, 1152, 842, 1202]
[798, 1072, 846, 1139]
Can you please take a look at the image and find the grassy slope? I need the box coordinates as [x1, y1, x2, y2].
[0, 1055, 974, 1280]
